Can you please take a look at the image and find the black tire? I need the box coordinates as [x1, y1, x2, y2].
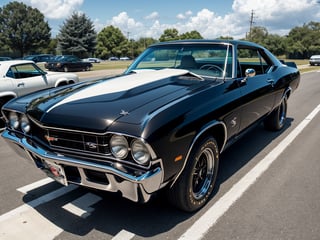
[264, 96, 287, 131]
[167, 136, 219, 212]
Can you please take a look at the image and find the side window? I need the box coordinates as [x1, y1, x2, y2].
[6, 67, 16, 78]
[7, 64, 43, 79]
[237, 47, 273, 77]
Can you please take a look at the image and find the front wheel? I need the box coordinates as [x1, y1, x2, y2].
[167, 136, 219, 212]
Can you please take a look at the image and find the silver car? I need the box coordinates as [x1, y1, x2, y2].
[0, 60, 79, 129]
[309, 55, 320, 66]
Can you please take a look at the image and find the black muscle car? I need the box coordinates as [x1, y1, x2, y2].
[1, 40, 300, 212]
[45, 55, 92, 72]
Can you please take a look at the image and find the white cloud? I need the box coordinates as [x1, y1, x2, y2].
[232, 0, 320, 34]
[176, 10, 193, 20]
[145, 11, 159, 20]
[20, 0, 320, 40]
[109, 12, 144, 39]
[22, 0, 83, 19]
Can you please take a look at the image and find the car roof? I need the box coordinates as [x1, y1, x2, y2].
[150, 39, 264, 48]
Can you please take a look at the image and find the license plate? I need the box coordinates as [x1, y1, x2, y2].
[44, 160, 68, 186]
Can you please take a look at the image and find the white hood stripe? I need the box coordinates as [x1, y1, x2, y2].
[46, 69, 189, 113]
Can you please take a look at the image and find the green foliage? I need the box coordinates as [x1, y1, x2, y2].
[180, 30, 203, 40]
[159, 29, 203, 42]
[285, 21, 320, 58]
[57, 12, 96, 58]
[159, 28, 180, 42]
[95, 25, 128, 59]
[0, 1, 51, 57]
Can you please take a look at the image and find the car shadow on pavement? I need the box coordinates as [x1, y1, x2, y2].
[22, 119, 294, 238]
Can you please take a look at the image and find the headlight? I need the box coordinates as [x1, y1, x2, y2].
[9, 112, 19, 129]
[20, 115, 31, 133]
[110, 135, 129, 159]
[131, 139, 151, 165]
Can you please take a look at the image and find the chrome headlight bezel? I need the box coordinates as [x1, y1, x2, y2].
[20, 115, 31, 133]
[9, 112, 19, 129]
[131, 139, 151, 165]
[6, 111, 31, 134]
[109, 135, 129, 159]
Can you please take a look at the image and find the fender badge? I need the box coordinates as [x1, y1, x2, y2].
[120, 109, 129, 116]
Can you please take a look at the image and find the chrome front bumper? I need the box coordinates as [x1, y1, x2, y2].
[2, 130, 163, 203]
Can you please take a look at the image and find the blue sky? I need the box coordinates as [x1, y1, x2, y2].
[1, 0, 320, 39]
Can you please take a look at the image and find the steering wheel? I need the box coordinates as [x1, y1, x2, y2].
[200, 64, 224, 74]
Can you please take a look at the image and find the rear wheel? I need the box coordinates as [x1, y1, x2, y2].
[167, 136, 219, 212]
[264, 97, 287, 131]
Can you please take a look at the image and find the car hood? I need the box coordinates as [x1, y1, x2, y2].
[23, 69, 210, 132]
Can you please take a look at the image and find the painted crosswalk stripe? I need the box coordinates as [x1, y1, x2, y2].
[0, 186, 103, 239]
[17, 178, 54, 194]
[62, 193, 102, 218]
[111, 229, 135, 240]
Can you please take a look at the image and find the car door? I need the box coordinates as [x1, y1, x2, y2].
[236, 46, 276, 131]
[9, 63, 49, 97]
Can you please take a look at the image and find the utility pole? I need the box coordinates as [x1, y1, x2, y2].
[248, 10, 256, 40]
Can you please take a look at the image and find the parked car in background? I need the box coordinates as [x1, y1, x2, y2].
[309, 55, 320, 66]
[120, 56, 130, 61]
[0, 57, 12, 61]
[0, 60, 79, 129]
[45, 55, 92, 72]
[1, 40, 300, 212]
[23, 54, 54, 63]
[82, 58, 101, 63]
[108, 56, 119, 61]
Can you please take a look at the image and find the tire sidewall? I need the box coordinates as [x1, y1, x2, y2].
[183, 137, 219, 211]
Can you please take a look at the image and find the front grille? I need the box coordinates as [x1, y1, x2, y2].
[45, 129, 111, 155]
[28, 118, 151, 168]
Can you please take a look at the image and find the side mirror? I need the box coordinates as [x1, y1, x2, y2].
[245, 68, 256, 78]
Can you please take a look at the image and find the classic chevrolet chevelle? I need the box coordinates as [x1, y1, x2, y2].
[1, 40, 300, 212]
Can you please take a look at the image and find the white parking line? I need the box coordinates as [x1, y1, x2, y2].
[62, 193, 102, 218]
[0, 184, 104, 239]
[111, 229, 135, 240]
[179, 103, 320, 240]
[17, 177, 54, 194]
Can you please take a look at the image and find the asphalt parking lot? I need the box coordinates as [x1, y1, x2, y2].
[0, 70, 319, 240]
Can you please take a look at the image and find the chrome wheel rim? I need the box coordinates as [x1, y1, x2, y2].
[192, 148, 215, 200]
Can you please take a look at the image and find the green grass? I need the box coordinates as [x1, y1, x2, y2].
[91, 60, 133, 71]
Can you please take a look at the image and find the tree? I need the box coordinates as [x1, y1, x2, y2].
[0, 1, 51, 57]
[180, 30, 203, 40]
[57, 12, 96, 58]
[96, 25, 128, 59]
[286, 21, 320, 58]
[159, 28, 180, 42]
[247, 26, 269, 45]
[135, 37, 158, 55]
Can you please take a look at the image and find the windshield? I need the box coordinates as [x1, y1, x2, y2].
[127, 43, 233, 78]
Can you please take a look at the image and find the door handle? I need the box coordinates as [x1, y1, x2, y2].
[267, 79, 274, 87]
[17, 82, 25, 87]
